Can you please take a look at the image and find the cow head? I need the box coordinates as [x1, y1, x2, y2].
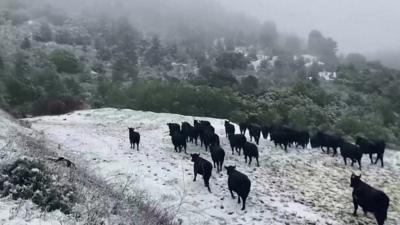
[350, 173, 362, 188]
[224, 165, 236, 176]
[190, 153, 200, 162]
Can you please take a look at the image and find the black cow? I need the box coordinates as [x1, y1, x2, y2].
[225, 166, 251, 210]
[171, 131, 187, 153]
[210, 145, 225, 173]
[182, 122, 198, 144]
[191, 154, 213, 193]
[239, 122, 248, 135]
[350, 174, 390, 225]
[293, 130, 310, 149]
[194, 120, 215, 147]
[341, 141, 362, 169]
[181, 122, 191, 140]
[199, 120, 211, 127]
[167, 123, 180, 136]
[243, 142, 259, 166]
[270, 128, 292, 152]
[228, 134, 246, 155]
[203, 130, 220, 151]
[356, 137, 385, 167]
[248, 124, 262, 145]
[224, 121, 235, 138]
[261, 126, 271, 139]
[310, 132, 342, 156]
[128, 128, 140, 150]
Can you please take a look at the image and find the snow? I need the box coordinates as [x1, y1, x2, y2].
[0, 198, 76, 225]
[250, 55, 269, 71]
[25, 108, 400, 225]
[319, 71, 337, 81]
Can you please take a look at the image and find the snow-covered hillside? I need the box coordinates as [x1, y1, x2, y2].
[26, 108, 400, 225]
[0, 110, 79, 225]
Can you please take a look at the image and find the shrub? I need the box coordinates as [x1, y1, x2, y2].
[0, 158, 77, 214]
[50, 49, 83, 74]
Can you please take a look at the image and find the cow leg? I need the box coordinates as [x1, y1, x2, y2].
[230, 189, 235, 199]
[241, 197, 246, 210]
[213, 161, 216, 168]
[248, 157, 252, 165]
[137, 143, 139, 151]
[244, 155, 247, 163]
[375, 213, 385, 225]
[256, 157, 259, 167]
[343, 157, 347, 165]
[358, 160, 362, 170]
[231, 146, 234, 155]
[193, 171, 197, 182]
[332, 148, 337, 157]
[369, 153, 373, 164]
[204, 179, 211, 193]
[237, 196, 241, 204]
[351, 160, 355, 167]
[353, 198, 358, 216]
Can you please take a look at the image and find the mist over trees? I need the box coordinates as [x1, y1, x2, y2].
[0, 0, 400, 146]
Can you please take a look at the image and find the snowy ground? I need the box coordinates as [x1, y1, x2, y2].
[0, 198, 76, 225]
[27, 108, 400, 225]
[0, 110, 79, 225]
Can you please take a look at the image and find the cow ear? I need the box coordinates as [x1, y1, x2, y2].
[224, 166, 228, 170]
[358, 174, 362, 179]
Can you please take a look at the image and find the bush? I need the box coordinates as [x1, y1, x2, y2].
[50, 49, 83, 74]
[0, 158, 77, 214]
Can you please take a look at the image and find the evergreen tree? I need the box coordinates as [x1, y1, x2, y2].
[20, 37, 31, 49]
[239, 76, 259, 94]
[259, 21, 278, 48]
[14, 51, 30, 79]
[307, 30, 338, 66]
[34, 23, 53, 42]
[145, 36, 163, 66]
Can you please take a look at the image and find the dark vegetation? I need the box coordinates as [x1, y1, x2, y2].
[0, 0, 399, 147]
[0, 158, 77, 214]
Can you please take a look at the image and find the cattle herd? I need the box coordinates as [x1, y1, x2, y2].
[128, 119, 391, 224]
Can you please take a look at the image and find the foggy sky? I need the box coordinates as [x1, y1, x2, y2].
[218, 0, 400, 55]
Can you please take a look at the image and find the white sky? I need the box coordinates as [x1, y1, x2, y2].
[218, 0, 400, 54]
